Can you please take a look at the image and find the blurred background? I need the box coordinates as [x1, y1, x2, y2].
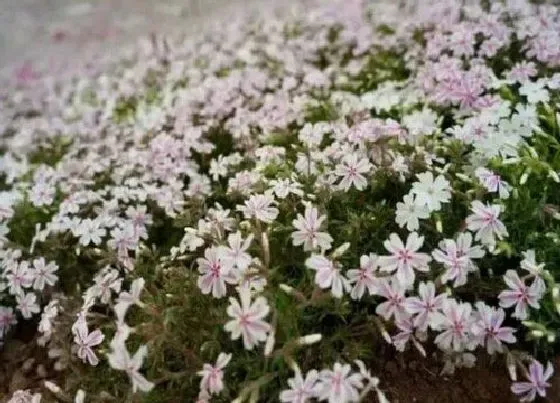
[0, 0, 287, 72]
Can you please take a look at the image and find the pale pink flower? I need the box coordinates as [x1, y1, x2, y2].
[378, 232, 431, 286]
[74, 323, 105, 366]
[280, 369, 319, 403]
[347, 254, 380, 300]
[31, 258, 58, 291]
[291, 205, 333, 251]
[404, 281, 447, 331]
[466, 201, 508, 247]
[224, 287, 270, 350]
[197, 247, 235, 298]
[5, 261, 33, 296]
[334, 153, 372, 191]
[316, 363, 363, 403]
[305, 255, 349, 298]
[222, 231, 254, 271]
[197, 352, 232, 395]
[0, 306, 17, 334]
[472, 303, 516, 355]
[107, 342, 154, 393]
[511, 360, 553, 402]
[374, 278, 407, 321]
[498, 270, 545, 320]
[16, 292, 40, 319]
[237, 193, 279, 223]
[432, 300, 474, 352]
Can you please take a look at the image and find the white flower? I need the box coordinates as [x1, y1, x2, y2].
[378, 232, 431, 287]
[270, 177, 304, 199]
[197, 352, 232, 395]
[5, 261, 33, 296]
[465, 201, 508, 248]
[179, 227, 205, 253]
[280, 369, 319, 403]
[114, 278, 146, 322]
[411, 172, 451, 212]
[224, 287, 271, 350]
[305, 255, 349, 298]
[16, 292, 40, 319]
[31, 258, 58, 291]
[316, 363, 363, 403]
[77, 219, 106, 247]
[222, 231, 254, 271]
[402, 108, 439, 138]
[107, 342, 154, 393]
[237, 193, 279, 223]
[395, 193, 430, 231]
[519, 80, 549, 104]
[334, 153, 372, 191]
[291, 205, 333, 251]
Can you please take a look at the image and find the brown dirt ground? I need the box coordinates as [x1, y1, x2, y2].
[374, 353, 560, 403]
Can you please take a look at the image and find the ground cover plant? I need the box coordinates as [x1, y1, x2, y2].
[1, 0, 560, 401]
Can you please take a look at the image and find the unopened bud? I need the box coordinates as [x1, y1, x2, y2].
[520, 171, 529, 185]
[298, 334, 322, 345]
[549, 170, 560, 183]
[44, 380, 61, 394]
[531, 329, 545, 338]
[332, 242, 351, 258]
[279, 284, 295, 294]
[264, 330, 275, 357]
[547, 332, 556, 343]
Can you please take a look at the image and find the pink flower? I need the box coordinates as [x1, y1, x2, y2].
[334, 154, 372, 191]
[224, 287, 270, 350]
[472, 303, 516, 355]
[31, 258, 59, 291]
[374, 279, 407, 321]
[498, 270, 545, 320]
[511, 360, 553, 402]
[237, 193, 279, 223]
[74, 323, 105, 366]
[305, 255, 349, 298]
[432, 233, 484, 287]
[280, 369, 319, 403]
[347, 254, 380, 300]
[222, 232, 254, 271]
[404, 281, 446, 331]
[465, 201, 508, 247]
[291, 205, 333, 251]
[378, 232, 431, 286]
[197, 353, 232, 395]
[316, 363, 363, 403]
[197, 247, 235, 298]
[432, 300, 474, 352]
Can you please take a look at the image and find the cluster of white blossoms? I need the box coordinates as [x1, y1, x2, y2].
[2, 0, 560, 401]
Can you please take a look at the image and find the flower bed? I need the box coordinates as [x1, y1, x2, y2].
[1, 0, 560, 402]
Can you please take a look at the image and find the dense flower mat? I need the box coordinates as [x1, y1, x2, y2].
[1, 0, 560, 401]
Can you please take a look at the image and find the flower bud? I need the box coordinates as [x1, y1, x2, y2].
[332, 242, 351, 258]
[279, 284, 295, 294]
[298, 334, 322, 345]
[44, 380, 61, 394]
[264, 330, 275, 357]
